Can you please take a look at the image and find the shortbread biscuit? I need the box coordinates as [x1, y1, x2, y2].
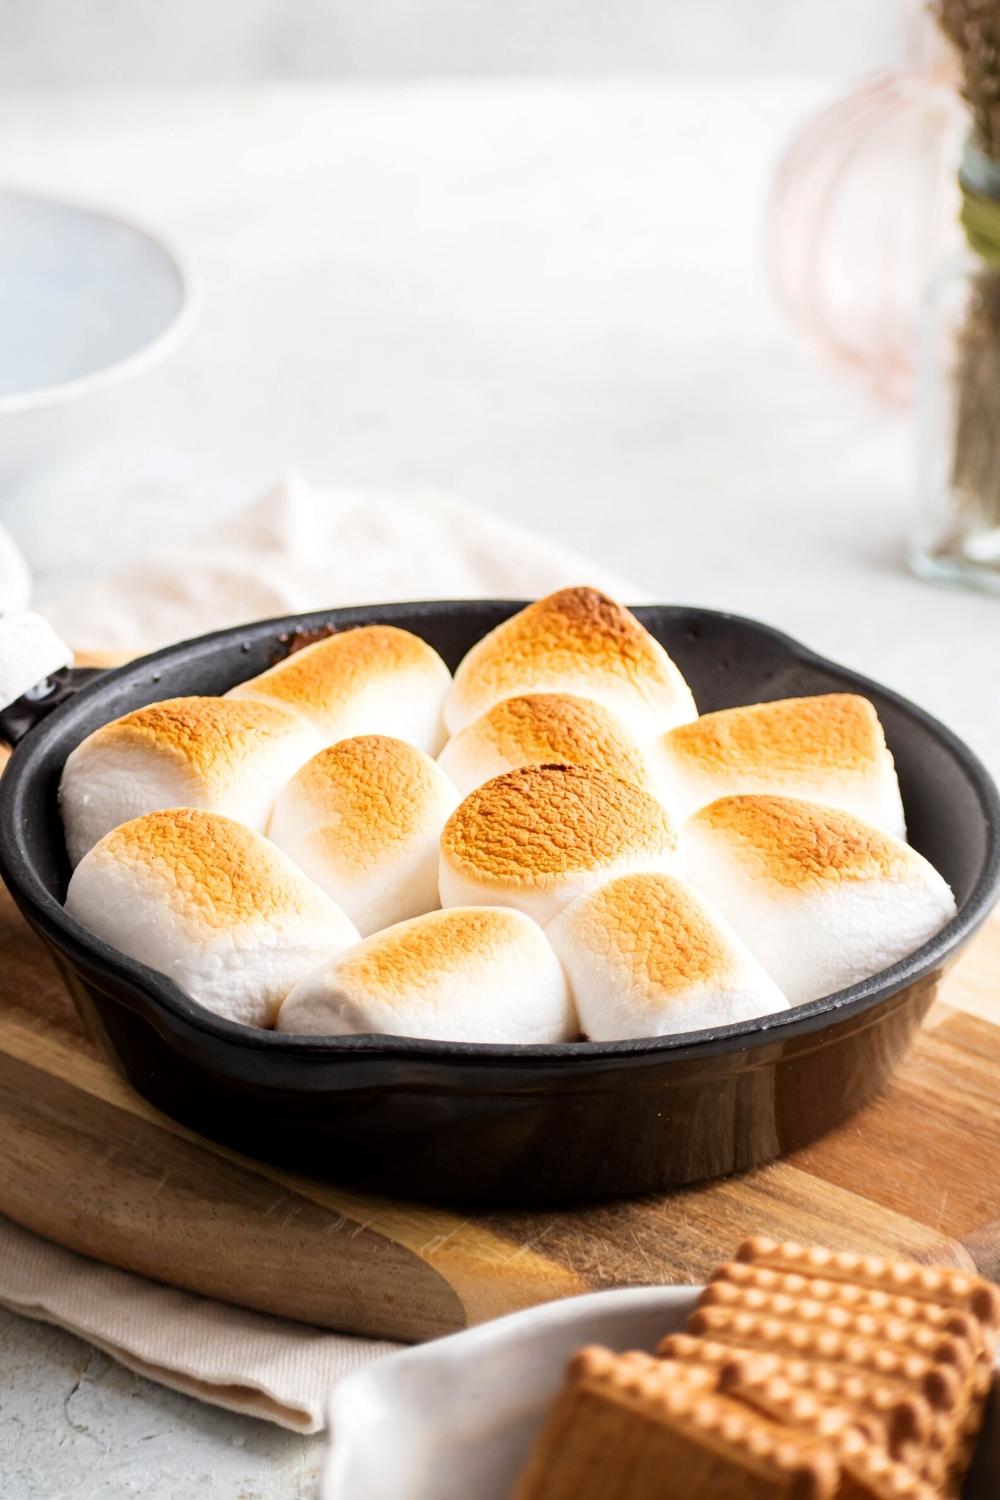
[720, 1362, 951, 1491]
[612, 1349, 720, 1393]
[734, 1239, 1000, 1329]
[513, 1345, 839, 1500]
[658, 1331, 757, 1371]
[696, 1282, 978, 1373]
[834, 1424, 941, 1500]
[686, 1305, 968, 1410]
[718, 1367, 876, 1452]
[712, 1262, 991, 1342]
[717, 1351, 931, 1457]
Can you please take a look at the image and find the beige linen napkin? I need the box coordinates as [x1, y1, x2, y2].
[0, 473, 643, 1432]
[0, 1219, 398, 1432]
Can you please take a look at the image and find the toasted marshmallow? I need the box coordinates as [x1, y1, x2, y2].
[547, 872, 789, 1041]
[277, 905, 575, 1043]
[65, 808, 359, 1028]
[227, 625, 451, 754]
[656, 693, 906, 838]
[59, 696, 322, 867]
[683, 795, 956, 1005]
[268, 734, 460, 937]
[438, 691, 662, 799]
[439, 763, 681, 926]
[444, 586, 696, 739]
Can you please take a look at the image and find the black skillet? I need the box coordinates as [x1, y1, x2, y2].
[0, 600, 996, 1206]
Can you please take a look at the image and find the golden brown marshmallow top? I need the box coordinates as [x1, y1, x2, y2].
[689, 796, 915, 891]
[88, 808, 327, 931]
[557, 873, 744, 1000]
[451, 587, 692, 714]
[232, 625, 445, 717]
[665, 695, 891, 783]
[79, 696, 311, 787]
[291, 735, 451, 870]
[441, 764, 677, 887]
[453, 692, 654, 788]
[333, 907, 540, 1005]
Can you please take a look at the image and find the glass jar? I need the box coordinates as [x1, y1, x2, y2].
[913, 145, 1000, 591]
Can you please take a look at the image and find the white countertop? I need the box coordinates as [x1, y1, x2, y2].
[2, 79, 996, 1499]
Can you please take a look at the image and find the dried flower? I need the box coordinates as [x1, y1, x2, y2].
[928, 0, 1000, 551]
[935, 0, 1000, 154]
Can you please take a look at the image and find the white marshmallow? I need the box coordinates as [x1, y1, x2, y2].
[547, 872, 789, 1041]
[439, 763, 682, 927]
[227, 624, 451, 754]
[277, 905, 575, 1043]
[65, 808, 360, 1028]
[655, 693, 906, 838]
[59, 696, 322, 867]
[682, 795, 956, 1006]
[268, 734, 460, 937]
[444, 586, 696, 739]
[438, 691, 662, 800]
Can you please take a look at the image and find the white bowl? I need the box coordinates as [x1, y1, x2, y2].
[0, 189, 199, 485]
[322, 1285, 1000, 1500]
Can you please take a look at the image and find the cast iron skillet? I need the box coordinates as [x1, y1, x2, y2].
[0, 601, 997, 1207]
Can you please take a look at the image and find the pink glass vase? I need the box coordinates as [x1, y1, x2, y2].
[765, 3, 965, 404]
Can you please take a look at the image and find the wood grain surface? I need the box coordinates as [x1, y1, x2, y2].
[2, 870, 998, 1343]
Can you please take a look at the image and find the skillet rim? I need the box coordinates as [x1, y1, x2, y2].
[0, 598, 997, 1067]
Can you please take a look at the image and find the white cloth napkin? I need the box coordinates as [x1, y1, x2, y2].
[0, 473, 643, 1432]
[44, 470, 640, 654]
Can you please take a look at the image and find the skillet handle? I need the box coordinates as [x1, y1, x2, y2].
[0, 665, 105, 749]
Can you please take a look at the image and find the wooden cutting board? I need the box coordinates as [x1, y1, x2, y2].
[3, 874, 1000, 1343]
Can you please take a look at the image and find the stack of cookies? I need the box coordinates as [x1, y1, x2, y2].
[514, 1238, 998, 1499]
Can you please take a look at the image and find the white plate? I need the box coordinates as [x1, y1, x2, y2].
[322, 1285, 1000, 1500]
[0, 189, 199, 484]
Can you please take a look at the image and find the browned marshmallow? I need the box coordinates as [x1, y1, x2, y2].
[439, 764, 681, 926]
[547, 872, 788, 1040]
[682, 797, 956, 1004]
[438, 691, 661, 798]
[276, 905, 574, 1044]
[445, 586, 696, 738]
[65, 808, 359, 1027]
[59, 695, 321, 866]
[227, 624, 451, 753]
[657, 695, 905, 837]
[268, 735, 459, 936]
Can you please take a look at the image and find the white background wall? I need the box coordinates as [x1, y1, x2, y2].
[1, 0, 902, 85]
